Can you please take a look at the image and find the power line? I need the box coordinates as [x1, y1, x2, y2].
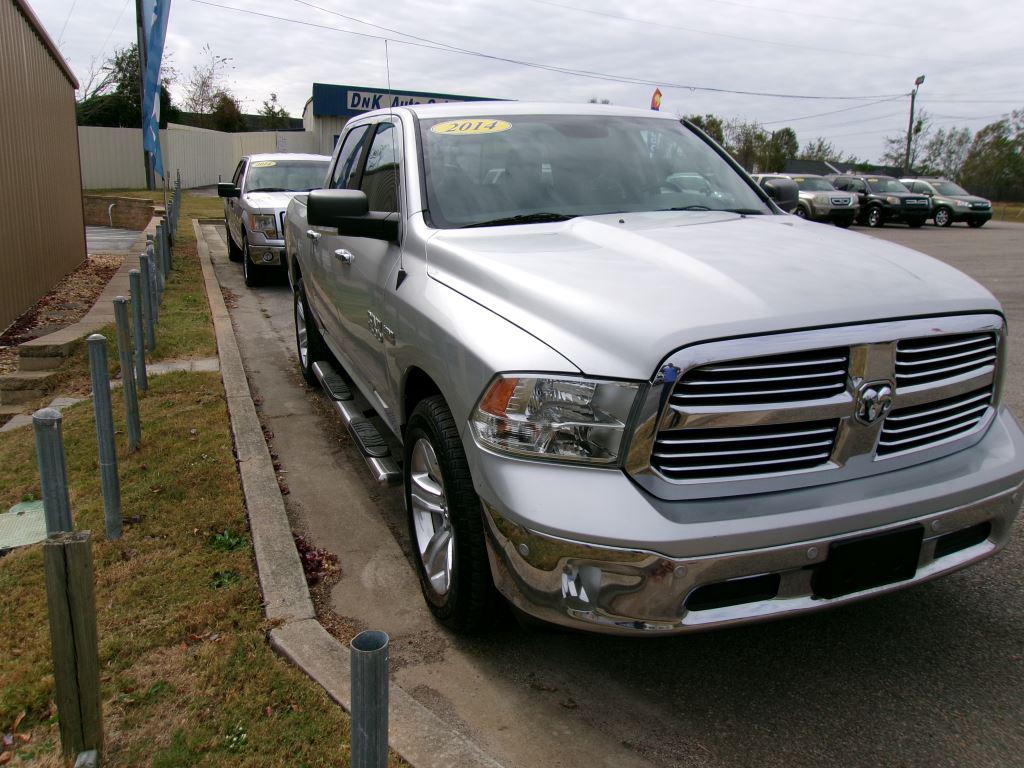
[57, 0, 79, 46]
[95, 0, 133, 68]
[522, 0, 965, 64]
[190, 0, 904, 101]
[762, 96, 904, 125]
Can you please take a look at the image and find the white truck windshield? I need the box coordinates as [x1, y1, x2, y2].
[245, 160, 330, 193]
[419, 114, 771, 228]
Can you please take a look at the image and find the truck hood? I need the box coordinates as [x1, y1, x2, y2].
[242, 191, 300, 212]
[424, 211, 999, 380]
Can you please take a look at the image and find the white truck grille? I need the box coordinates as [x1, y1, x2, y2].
[895, 333, 996, 388]
[878, 387, 993, 456]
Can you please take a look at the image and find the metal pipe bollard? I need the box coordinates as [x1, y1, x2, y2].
[112, 298, 141, 452]
[86, 335, 122, 540]
[32, 408, 73, 534]
[139, 253, 156, 350]
[152, 230, 166, 296]
[350, 630, 390, 768]
[128, 270, 148, 392]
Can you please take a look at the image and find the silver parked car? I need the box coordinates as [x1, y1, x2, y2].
[754, 173, 858, 227]
[219, 152, 330, 286]
[285, 103, 1024, 636]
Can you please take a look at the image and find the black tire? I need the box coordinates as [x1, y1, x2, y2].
[226, 221, 243, 262]
[933, 207, 953, 227]
[242, 239, 263, 287]
[968, 219, 986, 228]
[405, 395, 493, 633]
[866, 206, 884, 228]
[907, 218, 926, 229]
[793, 205, 809, 219]
[294, 278, 327, 387]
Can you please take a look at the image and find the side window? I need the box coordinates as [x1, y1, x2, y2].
[360, 123, 400, 213]
[330, 125, 371, 189]
[907, 181, 921, 193]
[831, 178, 846, 191]
[231, 160, 245, 188]
[849, 179, 866, 193]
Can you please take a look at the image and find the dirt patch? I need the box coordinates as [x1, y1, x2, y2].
[0, 254, 122, 348]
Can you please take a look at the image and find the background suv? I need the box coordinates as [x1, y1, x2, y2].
[826, 174, 930, 228]
[901, 178, 993, 228]
[754, 173, 857, 227]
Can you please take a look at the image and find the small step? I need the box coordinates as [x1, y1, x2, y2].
[312, 360, 401, 485]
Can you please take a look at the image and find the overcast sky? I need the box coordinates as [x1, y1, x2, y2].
[33, 0, 1024, 162]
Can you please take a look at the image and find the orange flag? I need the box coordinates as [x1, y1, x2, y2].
[650, 88, 663, 111]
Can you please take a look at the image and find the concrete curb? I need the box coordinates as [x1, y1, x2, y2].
[193, 219, 504, 768]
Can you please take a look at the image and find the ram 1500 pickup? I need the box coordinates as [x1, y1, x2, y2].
[284, 103, 1024, 635]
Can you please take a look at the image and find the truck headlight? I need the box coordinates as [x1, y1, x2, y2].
[885, 196, 901, 205]
[249, 213, 278, 239]
[472, 375, 639, 464]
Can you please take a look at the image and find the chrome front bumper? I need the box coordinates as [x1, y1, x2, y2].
[484, 484, 1022, 635]
[248, 244, 284, 266]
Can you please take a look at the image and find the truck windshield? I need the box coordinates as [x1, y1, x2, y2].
[245, 160, 330, 193]
[794, 177, 835, 192]
[419, 114, 771, 228]
[866, 178, 910, 194]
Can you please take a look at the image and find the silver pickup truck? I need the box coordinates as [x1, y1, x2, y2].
[218, 152, 330, 286]
[284, 103, 1024, 635]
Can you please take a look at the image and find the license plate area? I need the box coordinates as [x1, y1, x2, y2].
[811, 525, 924, 600]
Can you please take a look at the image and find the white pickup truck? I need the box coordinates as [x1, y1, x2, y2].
[284, 102, 1024, 635]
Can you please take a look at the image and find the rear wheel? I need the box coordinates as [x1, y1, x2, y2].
[866, 206, 884, 228]
[294, 278, 326, 387]
[934, 207, 953, 227]
[405, 396, 493, 633]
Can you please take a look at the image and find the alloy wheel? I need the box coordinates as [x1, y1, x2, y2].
[410, 437, 454, 596]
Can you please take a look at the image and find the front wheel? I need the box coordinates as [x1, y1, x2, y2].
[934, 207, 953, 227]
[405, 396, 493, 633]
[226, 221, 243, 262]
[866, 207, 884, 228]
[793, 205, 809, 219]
[242, 239, 262, 287]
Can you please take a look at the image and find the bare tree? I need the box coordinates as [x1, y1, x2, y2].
[880, 111, 932, 171]
[181, 44, 234, 113]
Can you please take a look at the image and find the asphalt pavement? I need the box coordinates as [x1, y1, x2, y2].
[210, 219, 1024, 768]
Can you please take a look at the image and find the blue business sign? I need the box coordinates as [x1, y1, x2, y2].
[311, 83, 494, 118]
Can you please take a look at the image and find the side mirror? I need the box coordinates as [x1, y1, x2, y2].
[218, 183, 240, 198]
[308, 189, 398, 241]
[762, 178, 799, 214]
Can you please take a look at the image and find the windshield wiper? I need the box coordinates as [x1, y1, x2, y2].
[660, 205, 712, 211]
[249, 187, 287, 192]
[462, 212, 576, 228]
[726, 208, 765, 215]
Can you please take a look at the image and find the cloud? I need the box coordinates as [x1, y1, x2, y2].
[31, 0, 1024, 162]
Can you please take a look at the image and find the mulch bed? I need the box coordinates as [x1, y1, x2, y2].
[0, 254, 122, 373]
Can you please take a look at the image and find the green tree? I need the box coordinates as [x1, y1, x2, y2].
[182, 44, 234, 114]
[210, 91, 246, 132]
[685, 113, 725, 145]
[724, 120, 770, 171]
[759, 127, 799, 172]
[259, 93, 290, 129]
[959, 111, 1024, 200]
[921, 126, 973, 180]
[798, 137, 843, 163]
[75, 44, 179, 127]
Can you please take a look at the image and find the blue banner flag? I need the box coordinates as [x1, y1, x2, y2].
[142, 0, 171, 178]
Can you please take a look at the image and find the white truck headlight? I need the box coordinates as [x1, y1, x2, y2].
[249, 213, 278, 239]
[472, 375, 639, 464]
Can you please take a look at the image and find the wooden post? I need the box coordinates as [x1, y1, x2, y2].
[44, 532, 104, 761]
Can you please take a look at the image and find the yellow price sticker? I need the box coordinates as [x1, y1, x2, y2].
[251, 160, 277, 167]
[430, 119, 512, 136]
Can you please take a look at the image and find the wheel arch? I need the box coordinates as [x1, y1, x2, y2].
[402, 366, 445, 431]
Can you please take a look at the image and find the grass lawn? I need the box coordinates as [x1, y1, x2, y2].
[0, 192, 395, 766]
[992, 202, 1024, 222]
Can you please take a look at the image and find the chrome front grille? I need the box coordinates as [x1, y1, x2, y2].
[651, 420, 838, 480]
[629, 315, 1004, 499]
[878, 387, 992, 457]
[671, 348, 849, 406]
[895, 333, 996, 387]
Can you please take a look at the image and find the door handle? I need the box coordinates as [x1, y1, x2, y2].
[334, 248, 354, 264]
[306, 229, 321, 241]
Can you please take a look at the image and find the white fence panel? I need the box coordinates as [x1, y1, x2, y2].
[78, 125, 321, 189]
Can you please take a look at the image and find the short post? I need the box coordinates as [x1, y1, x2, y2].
[112, 298, 141, 452]
[128, 270, 148, 392]
[86, 335, 122, 540]
[139, 252, 157, 347]
[350, 630, 390, 768]
[32, 408, 73, 534]
[43, 531, 104, 761]
[152, 229, 166, 296]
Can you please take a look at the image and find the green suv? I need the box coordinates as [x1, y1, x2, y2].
[901, 178, 993, 228]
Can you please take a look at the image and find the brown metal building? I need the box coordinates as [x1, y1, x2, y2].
[0, 0, 86, 332]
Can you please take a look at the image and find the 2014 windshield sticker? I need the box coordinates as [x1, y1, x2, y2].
[430, 119, 512, 136]
[251, 160, 277, 167]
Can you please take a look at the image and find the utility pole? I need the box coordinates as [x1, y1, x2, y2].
[904, 74, 925, 176]
[135, 0, 154, 190]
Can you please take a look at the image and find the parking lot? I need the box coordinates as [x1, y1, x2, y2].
[210, 220, 1024, 768]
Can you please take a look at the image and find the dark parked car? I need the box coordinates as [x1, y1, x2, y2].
[753, 173, 858, 227]
[825, 174, 930, 228]
[900, 178, 993, 228]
